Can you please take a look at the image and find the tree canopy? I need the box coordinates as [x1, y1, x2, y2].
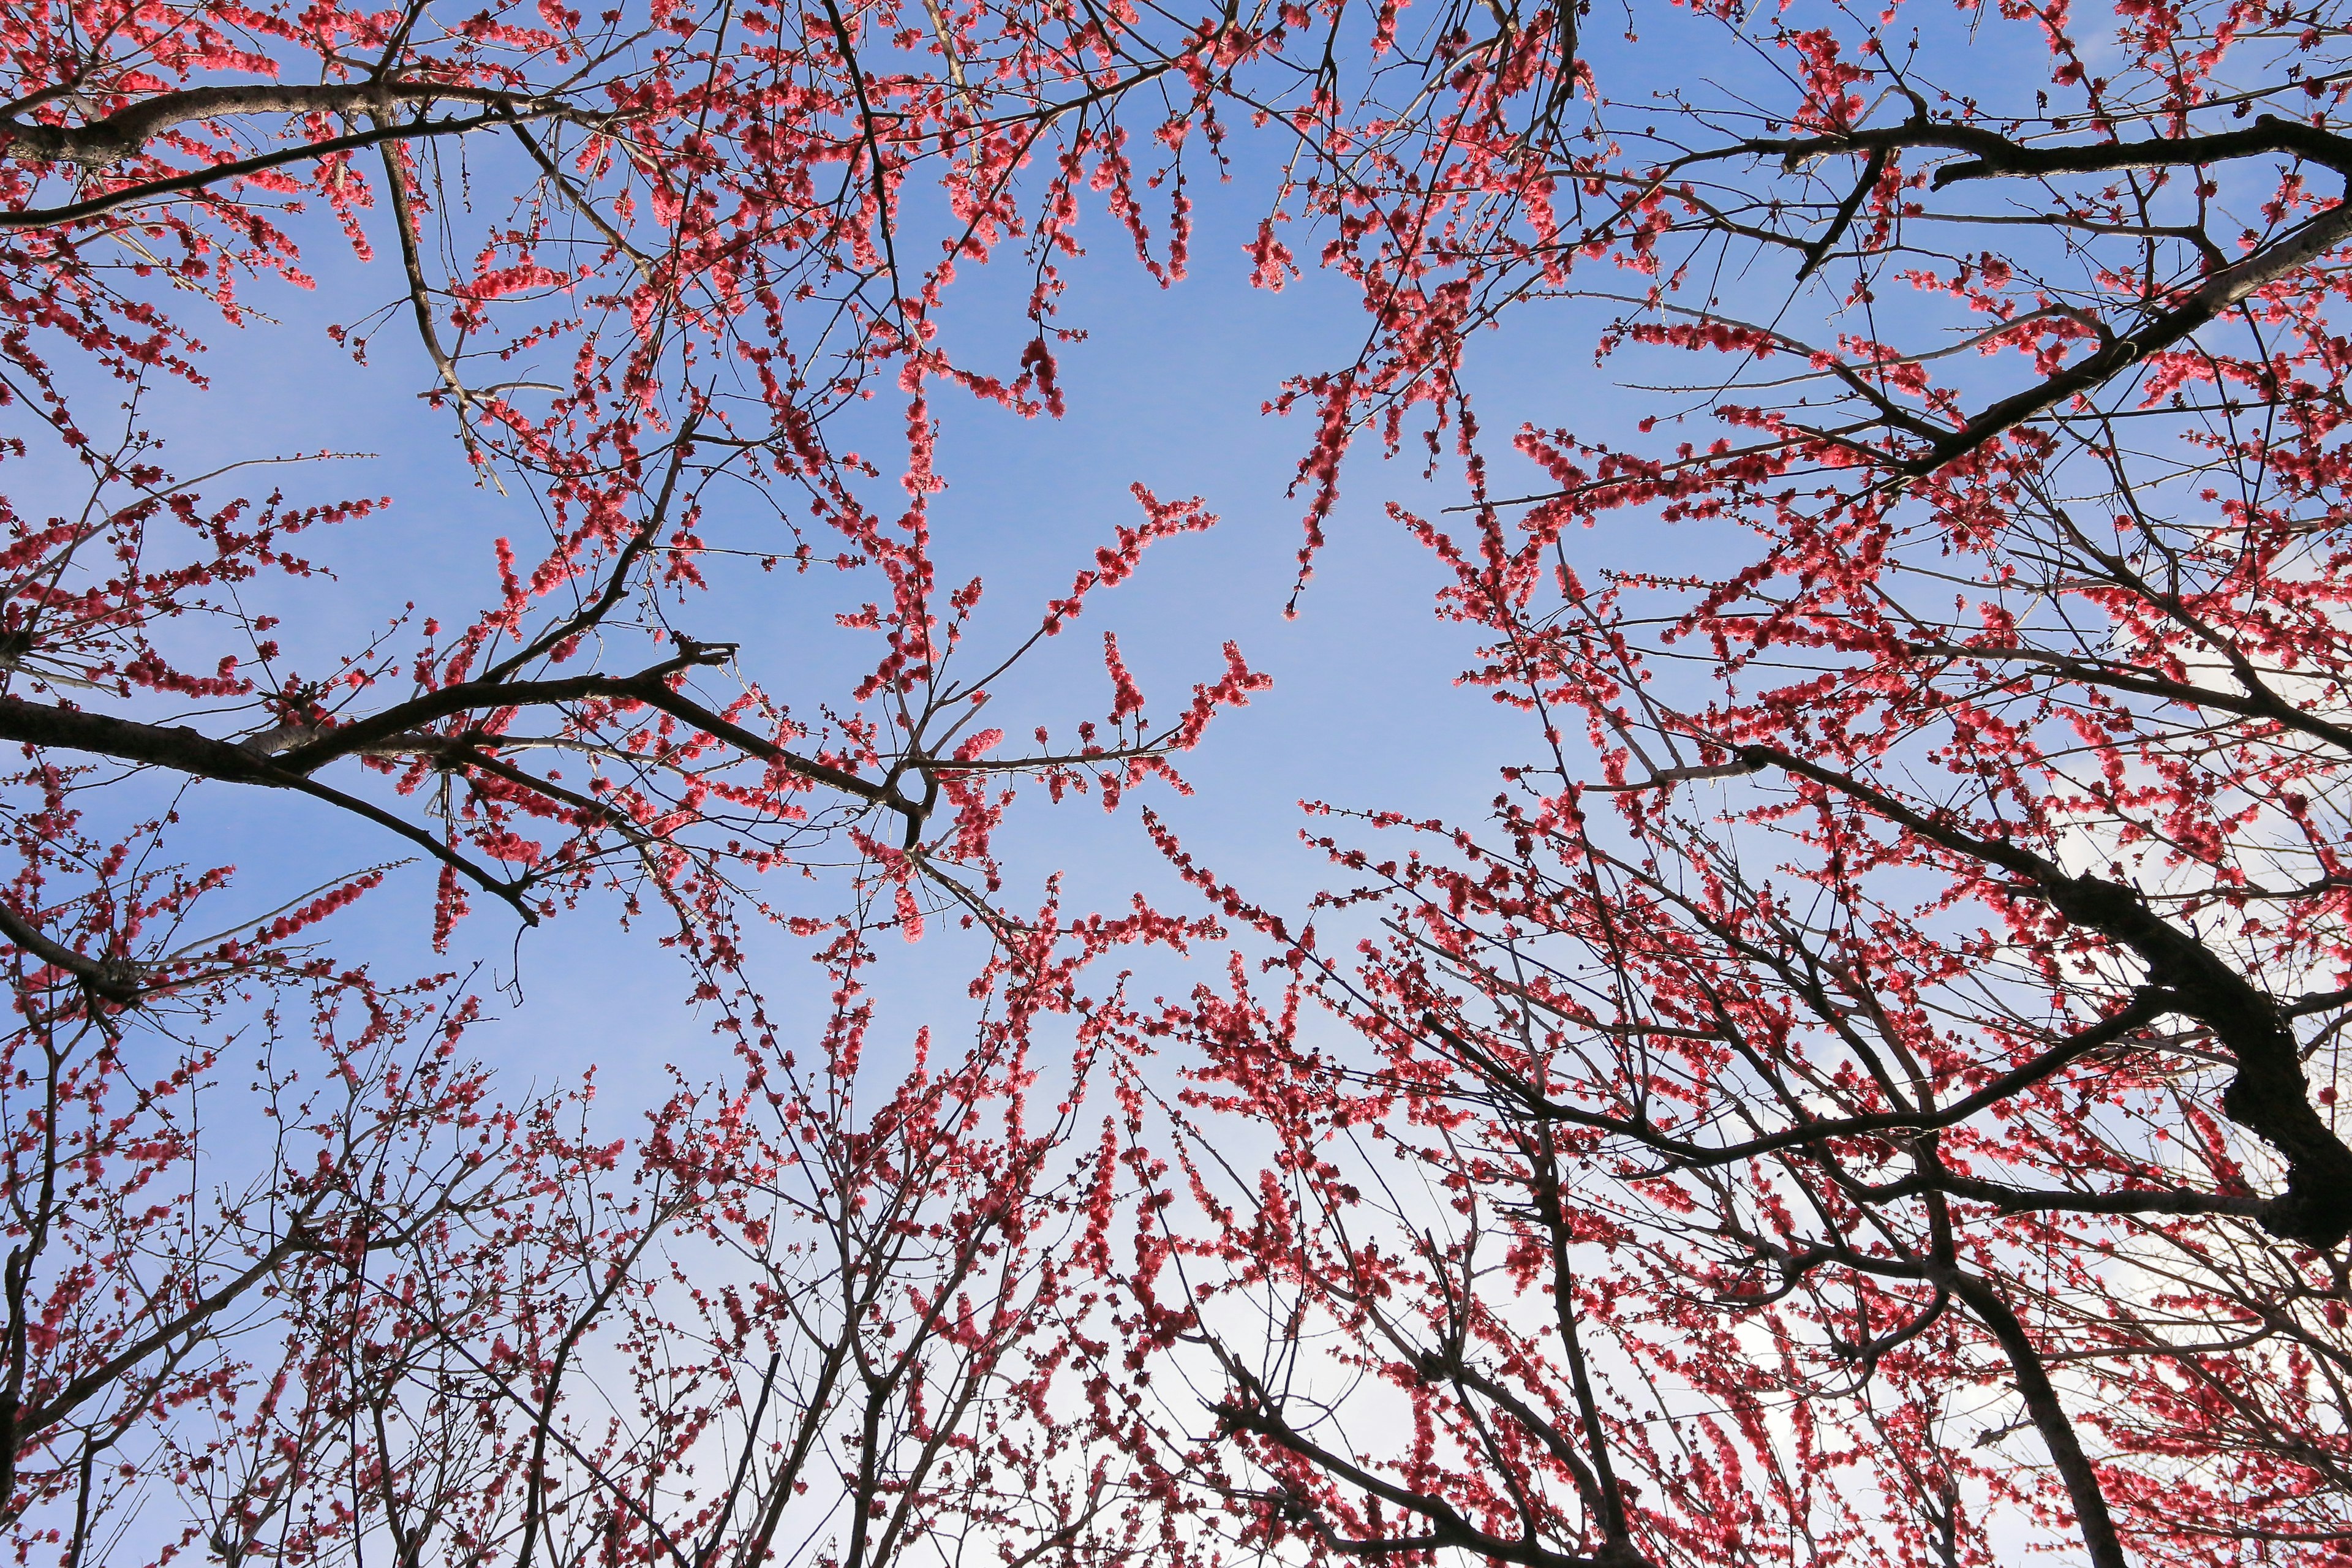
[4, 0, 2351, 1564]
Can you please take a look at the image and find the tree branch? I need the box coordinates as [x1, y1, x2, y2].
[1739, 744, 2352, 1245]
[2, 105, 579, 228]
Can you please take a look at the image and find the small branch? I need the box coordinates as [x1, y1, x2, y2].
[0, 902, 139, 1005]
[1795, 146, 1885, 282]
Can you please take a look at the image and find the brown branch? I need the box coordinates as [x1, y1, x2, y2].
[2, 105, 576, 228]
[1525, 1125, 1635, 1555]
[1901, 640, 2352, 756]
[1428, 1354, 1612, 1533]
[1795, 146, 1885, 281]
[1930, 113, 2352, 185]
[0, 658, 895, 812]
[0, 902, 138, 1005]
[0, 662, 921, 917]
[1694, 113, 2352, 185]
[816, 0, 906, 312]
[0, 696, 534, 911]
[1425, 990, 2167, 1168]
[1648, 115, 2352, 476]
[1213, 1362, 1636, 1568]
[1, 82, 559, 167]
[482, 430, 698, 684]
[1898, 194, 2352, 475]
[274, 772, 536, 919]
[1933, 1268, 2128, 1568]
[0, 697, 282, 783]
[15, 1210, 320, 1440]
[1850, 1169, 2271, 1219]
[375, 125, 484, 440]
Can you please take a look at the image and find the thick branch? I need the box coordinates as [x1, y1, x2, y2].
[15, 1213, 317, 1441]
[1706, 113, 2352, 185]
[1934, 1268, 2128, 1568]
[0, 697, 281, 783]
[1741, 745, 2352, 1246]
[1929, 113, 2352, 184]
[1905, 641, 2352, 757]
[1, 82, 560, 167]
[0, 661, 897, 809]
[1, 107, 572, 228]
[0, 664, 924, 917]
[1901, 195, 2352, 475]
[1677, 115, 2352, 475]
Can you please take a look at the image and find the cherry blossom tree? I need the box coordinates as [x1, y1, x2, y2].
[16, 0, 2352, 1565]
[1103, 2, 2352, 1567]
[0, 0, 1269, 1559]
[0, 808, 1191, 1567]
